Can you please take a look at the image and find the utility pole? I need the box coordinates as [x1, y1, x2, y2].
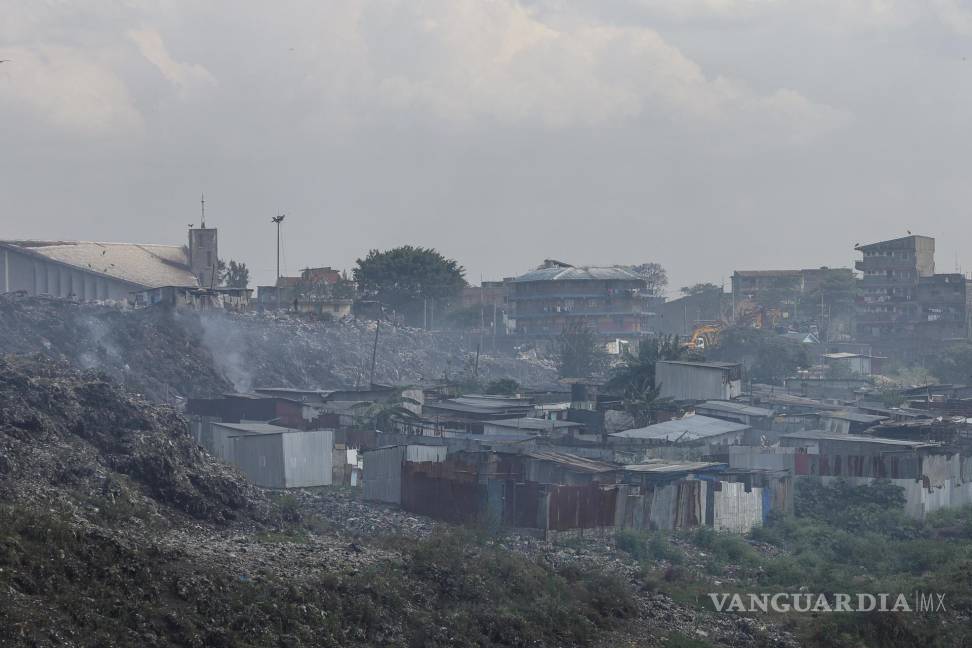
[370, 302, 382, 387]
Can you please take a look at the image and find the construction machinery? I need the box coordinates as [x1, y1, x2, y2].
[685, 322, 723, 352]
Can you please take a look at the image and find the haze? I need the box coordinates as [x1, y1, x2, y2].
[2, 0, 971, 293]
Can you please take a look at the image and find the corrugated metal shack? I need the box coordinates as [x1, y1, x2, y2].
[199, 422, 334, 488]
[364, 445, 776, 535]
[655, 361, 742, 402]
[777, 430, 972, 519]
[608, 415, 750, 456]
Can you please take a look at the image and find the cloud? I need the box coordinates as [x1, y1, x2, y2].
[298, 0, 847, 140]
[127, 28, 215, 96]
[0, 46, 142, 137]
[930, 0, 972, 35]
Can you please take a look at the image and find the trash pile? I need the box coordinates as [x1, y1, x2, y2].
[0, 355, 268, 523]
[0, 296, 558, 402]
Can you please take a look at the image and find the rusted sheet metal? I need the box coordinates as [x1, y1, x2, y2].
[547, 483, 618, 531]
[505, 481, 543, 528]
[794, 453, 920, 479]
[402, 459, 485, 523]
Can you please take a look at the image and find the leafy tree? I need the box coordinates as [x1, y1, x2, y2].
[710, 327, 808, 385]
[556, 321, 607, 379]
[924, 342, 972, 385]
[443, 304, 495, 331]
[605, 335, 682, 426]
[485, 378, 520, 395]
[627, 262, 668, 297]
[353, 246, 466, 326]
[680, 282, 721, 296]
[222, 260, 250, 289]
[605, 335, 683, 396]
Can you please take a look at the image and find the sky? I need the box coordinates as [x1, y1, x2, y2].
[2, 0, 972, 296]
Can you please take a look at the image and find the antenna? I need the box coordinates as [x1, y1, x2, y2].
[200, 194, 206, 228]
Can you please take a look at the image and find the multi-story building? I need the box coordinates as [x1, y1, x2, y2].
[855, 235, 969, 356]
[509, 260, 653, 337]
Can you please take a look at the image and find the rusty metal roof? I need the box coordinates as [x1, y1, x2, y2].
[514, 449, 619, 473]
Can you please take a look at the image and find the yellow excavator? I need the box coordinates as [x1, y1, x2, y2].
[685, 322, 722, 352]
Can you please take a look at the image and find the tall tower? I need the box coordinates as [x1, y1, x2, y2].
[189, 195, 219, 287]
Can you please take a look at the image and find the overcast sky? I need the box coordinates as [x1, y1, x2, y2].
[2, 1, 971, 294]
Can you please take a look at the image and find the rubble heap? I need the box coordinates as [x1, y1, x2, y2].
[0, 296, 557, 401]
[0, 355, 267, 523]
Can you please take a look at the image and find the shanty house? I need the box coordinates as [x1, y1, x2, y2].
[609, 415, 750, 451]
[693, 400, 775, 430]
[779, 430, 971, 518]
[201, 422, 334, 488]
[655, 361, 742, 402]
[481, 417, 590, 441]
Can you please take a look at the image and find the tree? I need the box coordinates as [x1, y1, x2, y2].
[485, 378, 520, 395]
[605, 335, 683, 396]
[628, 262, 668, 297]
[709, 327, 809, 386]
[353, 246, 466, 326]
[556, 321, 607, 379]
[925, 343, 972, 385]
[605, 335, 683, 425]
[222, 260, 250, 289]
[680, 282, 721, 296]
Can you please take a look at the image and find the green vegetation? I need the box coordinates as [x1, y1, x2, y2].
[604, 334, 682, 425]
[710, 327, 809, 385]
[353, 246, 467, 326]
[556, 320, 607, 379]
[619, 481, 972, 648]
[484, 377, 520, 395]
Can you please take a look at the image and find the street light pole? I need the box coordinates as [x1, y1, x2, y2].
[271, 214, 285, 309]
[271, 214, 285, 280]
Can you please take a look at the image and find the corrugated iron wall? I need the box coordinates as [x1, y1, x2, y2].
[547, 484, 618, 531]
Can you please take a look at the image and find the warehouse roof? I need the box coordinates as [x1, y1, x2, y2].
[0, 240, 198, 288]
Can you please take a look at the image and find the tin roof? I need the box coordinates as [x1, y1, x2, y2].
[657, 360, 741, 370]
[486, 417, 584, 431]
[610, 415, 750, 443]
[695, 401, 775, 417]
[819, 411, 888, 424]
[779, 430, 935, 447]
[515, 449, 619, 473]
[623, 460, 725, 474]
[514, 265, 645, 283]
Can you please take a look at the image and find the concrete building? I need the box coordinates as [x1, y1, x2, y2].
[256, 266, 354, 316]
[130, 285, 251, 311]
[654, 289, 729, 337]
[655, 361, 743, 402]
[855, 235, 970, 356]
[0, 227, 214, 300]
[731, 268, 853, 318]
[509, 260, 653, 338]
